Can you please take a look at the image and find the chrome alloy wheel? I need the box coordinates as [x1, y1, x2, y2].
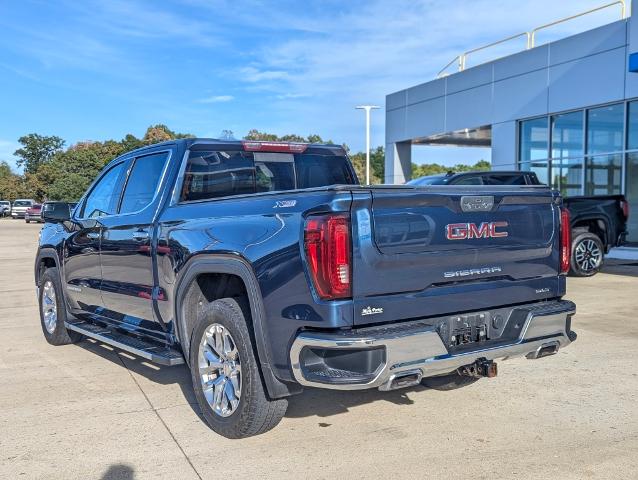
[574, 238, 602, 272]
[198, 324, 242, 417]
[42, 280, 57, 334]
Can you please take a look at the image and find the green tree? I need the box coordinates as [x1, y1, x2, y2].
[0, 161, 12, 179]
[244, 129, 278, 141]
[120, 134, 144, 153]
[0, 174, 29, 202]
[348, 146, 385, 184]
[41, 140, 126, 201]
[142, 124, 194, 145]
[242, 130, 331, 144]
[14, 134, 65, 174]
[411, 159, 490, 179]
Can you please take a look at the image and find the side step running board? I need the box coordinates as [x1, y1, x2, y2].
[65, 320, 185, 366]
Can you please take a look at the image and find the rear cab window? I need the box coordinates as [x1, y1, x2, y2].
[180, 147, 357, 202]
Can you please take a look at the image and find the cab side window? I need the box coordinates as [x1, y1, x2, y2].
[81, 162, 126, 219]
[181, 150, 254, 202]
[119, 152, 168, 214]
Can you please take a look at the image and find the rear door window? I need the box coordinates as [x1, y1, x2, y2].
[119, 152, 168, 214]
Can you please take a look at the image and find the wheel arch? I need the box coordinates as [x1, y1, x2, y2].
[174, 254, 299, 399]
[35, 248, 61, 286]
[571, 214, 612, 250]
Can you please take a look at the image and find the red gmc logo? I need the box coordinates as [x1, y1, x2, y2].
[446, 222, 509, 240]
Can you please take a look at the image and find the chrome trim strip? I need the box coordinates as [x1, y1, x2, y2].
[289, 301, 576, 391]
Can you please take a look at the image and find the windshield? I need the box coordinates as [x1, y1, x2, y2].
[0, 202, 9, 206]
[14, 201, 32, 207]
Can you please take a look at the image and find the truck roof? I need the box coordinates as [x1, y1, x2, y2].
[118, 138, 347, 159]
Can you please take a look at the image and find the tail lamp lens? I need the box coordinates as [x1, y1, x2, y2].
[560, 207, 571, 275]
[304, 214, 351, 299]
[620, 199, 629, 220]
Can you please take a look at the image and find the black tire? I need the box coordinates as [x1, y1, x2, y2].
[421, 372, 480, 391]
[38, 267, 82, 345]
[570, 232, 604, 277]
[189, 297, 287, 438]
[25, 218, 30, 223]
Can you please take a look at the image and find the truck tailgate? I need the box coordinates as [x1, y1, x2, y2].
[351, 186, 562, 326]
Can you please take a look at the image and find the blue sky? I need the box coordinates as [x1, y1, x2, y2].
[0, 0, 622, 171]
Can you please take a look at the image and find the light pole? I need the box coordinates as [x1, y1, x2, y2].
[355, 105, 380, 185]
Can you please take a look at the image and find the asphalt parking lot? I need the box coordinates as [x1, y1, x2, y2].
[1, 219, 637, 480]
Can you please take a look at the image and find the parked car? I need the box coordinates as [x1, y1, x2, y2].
[0, 201, 10, 217]
[408, 171, 629, 276]
[36, 139, 576, 438]
[11, 199, 35, 219]
[25, 204, 43, 223]
[407, 170, 542, 186]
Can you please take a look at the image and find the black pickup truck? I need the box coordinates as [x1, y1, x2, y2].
[36, 140, 577, 438]
[408, 171, 630, 276]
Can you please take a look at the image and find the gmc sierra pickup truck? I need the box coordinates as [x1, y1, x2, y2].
[36, 139, 576, 438]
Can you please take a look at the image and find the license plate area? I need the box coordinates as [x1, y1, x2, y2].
[435, 307, 528, 353]
[437, 313, 490, 349]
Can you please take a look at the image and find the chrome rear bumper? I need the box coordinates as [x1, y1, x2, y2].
[289, 300, 576, 391]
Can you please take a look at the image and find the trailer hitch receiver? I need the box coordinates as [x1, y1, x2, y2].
[458, 358, 497, 378]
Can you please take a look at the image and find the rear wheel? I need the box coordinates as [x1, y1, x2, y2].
[189, 297, 287, 438]
[570, 232, 604, 277]
[39, 267, 82, 345]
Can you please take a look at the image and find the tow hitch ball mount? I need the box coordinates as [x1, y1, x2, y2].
[458, 358, 498, 378]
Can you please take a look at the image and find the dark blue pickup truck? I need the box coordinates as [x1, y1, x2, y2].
[36, 139, 576, 438]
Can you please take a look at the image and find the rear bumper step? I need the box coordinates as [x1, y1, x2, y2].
[65, 320, 184, 366]
[289, 300, 576, 391]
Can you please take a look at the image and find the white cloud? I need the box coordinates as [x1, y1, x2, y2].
[198, 95, 235, 103]
[275, 92, 311, 100]
[238, 66, 290, 83]
[225, 0, 624, 151]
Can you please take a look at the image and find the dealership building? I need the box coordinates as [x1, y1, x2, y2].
[385, 1, 638, 242]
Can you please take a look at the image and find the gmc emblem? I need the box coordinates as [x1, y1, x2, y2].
[446, 222, 509, 240]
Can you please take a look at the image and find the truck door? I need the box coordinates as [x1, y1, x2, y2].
[99, 150, 171, 326]
[64, 160, 128, 314]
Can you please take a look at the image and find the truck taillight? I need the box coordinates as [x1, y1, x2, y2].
[560, 207, 571, 275]
[304, 214, 351, 300]
[620, 199, 629, 220]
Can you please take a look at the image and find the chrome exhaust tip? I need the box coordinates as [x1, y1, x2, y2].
[526, 341, 560, 360]
[379, 369, 423, 391]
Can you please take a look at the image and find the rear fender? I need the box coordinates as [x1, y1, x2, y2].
[174, 254, 301, 399]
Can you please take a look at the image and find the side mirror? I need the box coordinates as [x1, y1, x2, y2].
[42, 202, 72, 223]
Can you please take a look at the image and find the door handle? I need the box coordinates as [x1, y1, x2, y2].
[86, 232, 100, 240]
[132, 229, 149, 241]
